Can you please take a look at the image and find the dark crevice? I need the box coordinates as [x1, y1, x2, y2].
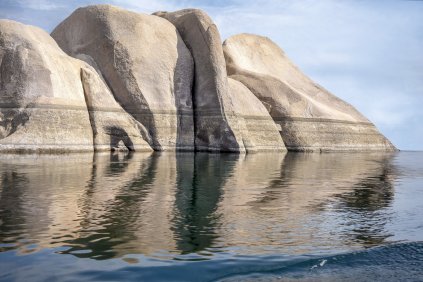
[80, 68, 97, 150]
[191, 56, 198, 151]
[111, 42, 160, 150]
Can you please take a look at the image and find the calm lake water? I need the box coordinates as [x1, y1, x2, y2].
[0, 151, 422, 281]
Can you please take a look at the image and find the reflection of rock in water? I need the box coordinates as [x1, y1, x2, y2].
[0, 152, 398, 259]
[0, 170, 29, 252]
[331, 155, 396, 247]
[64, 152, 240, 258]
[334, 164, 394, 211]
[217, 152, 286, 247]
[65, 152, 194, 259]
[218, 152, 397, 253]
[0, 154, 94, 253]
[172, 153, 240, 254]
[63, 152, 157, 259]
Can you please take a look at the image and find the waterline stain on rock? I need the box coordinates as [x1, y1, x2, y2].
[0, 5, 396, 153]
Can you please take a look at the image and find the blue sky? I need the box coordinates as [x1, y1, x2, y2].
[1, 0, 422, 150]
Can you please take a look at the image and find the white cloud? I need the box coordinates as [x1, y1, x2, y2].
[108, 0, 180, 13]
[16, 0, 64, 10]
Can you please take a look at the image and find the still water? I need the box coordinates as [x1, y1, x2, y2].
[0, 151, 422, 281]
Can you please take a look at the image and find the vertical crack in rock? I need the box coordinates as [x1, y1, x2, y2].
[156, 9, 286, 152]
[0, 7, 397, 153]
[80, 66, 152, 152]
[227, 78, 286, 152]
[52, 5, 195, 151]
[154, 9, 245, 152]
[80, 67, 100, 151]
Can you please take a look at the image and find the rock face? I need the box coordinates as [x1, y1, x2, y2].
[0, 19, 152, 152]
[227, 78, 286, 152]
[223, 34, 396, 151]
[80, 67, 152, 151]
[0, 6, 397, 153]
[52, 5, 195, 151]
[155, 9, 247, 152]
[0, 19, 93, 153]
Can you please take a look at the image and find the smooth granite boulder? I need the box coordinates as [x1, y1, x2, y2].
[0, 19, 152, 153]
[0, 19, 93, 153]
[52, 5, 195, 151]
[80, 67, 152, 151]
[227, 78, 286, 152]
[0, 6, 397, 153]
[155, 9, 247, 152]
[223, 33, 396, 151]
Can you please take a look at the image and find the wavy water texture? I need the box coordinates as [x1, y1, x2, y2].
[0, 151, 422, 281]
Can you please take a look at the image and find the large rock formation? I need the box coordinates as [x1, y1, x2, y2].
[0, 19, 93, 153]
[80, 67, 152, 151]
[0, 19, 152, 152]
[223, 34, 396, 151]
[227, 78, 285, 152]
[52, 5, 195, 151]
[154, 9, 247, 152]
[0, 6, 397, 153]
[156, 9, 286, 152]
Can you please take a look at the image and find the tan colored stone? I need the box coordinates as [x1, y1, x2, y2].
[223, 33, 396, 151]
[155, 9, 247, 152]
[0, 8, 397, 153]
[0, 19, 152, 153]
[80, 67, 152, 152]
[228, 78, 286, 152]
[52, 5, 195, 151]
[0, 19, 93, 153]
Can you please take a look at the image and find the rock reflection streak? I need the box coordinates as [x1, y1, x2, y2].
[0, 151, 400, 260]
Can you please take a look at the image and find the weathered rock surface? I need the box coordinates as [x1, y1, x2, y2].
[155, 9, 247, 152]
[0, 7, 397, 153]
[80, 67, 152, 151]
[0, 19, 93, 153]
[0, 19, 152, 152]
[223, 33, 396, 151]
[227, 78, 286, 152]
[52, 5, 195, 151]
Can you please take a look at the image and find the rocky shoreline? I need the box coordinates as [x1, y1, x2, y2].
[0, 5, 396, 153]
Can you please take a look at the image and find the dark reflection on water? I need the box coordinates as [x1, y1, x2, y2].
[0, 151, 422, 264]
[62, 152, 161, 260]
[172, 154, 239, 254]
[331, 159, 396, 247]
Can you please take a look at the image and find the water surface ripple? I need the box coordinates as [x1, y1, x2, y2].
[0, 151, 422, 281]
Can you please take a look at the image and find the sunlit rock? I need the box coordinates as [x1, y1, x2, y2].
[0, 6, 397, 153]
[155, 9, 247, 152]
[0, 19, 151, 152]
[80, 67, 152, 151]
[228, 78, 286, 152]
[0, 20, 93, 152]
[223, 33, 396, 151]
[52, 5, 195, 151]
